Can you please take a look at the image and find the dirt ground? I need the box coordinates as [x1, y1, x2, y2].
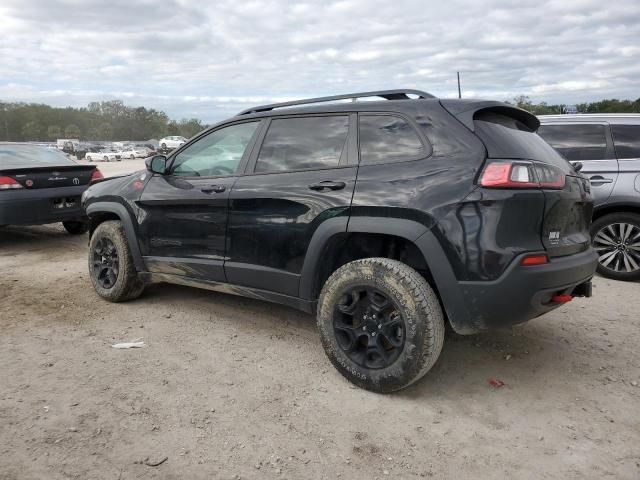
[1, 224, 639, 480]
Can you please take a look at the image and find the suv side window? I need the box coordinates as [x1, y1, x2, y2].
[611, 125, 640, 159]
[172, 122, 259, 177]
[359, 114, 425, 164]
[254, 116, 349, 173]
[537, 124, 608, 161]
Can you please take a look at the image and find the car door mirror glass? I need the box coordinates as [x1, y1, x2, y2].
[146, 155, 167, 174]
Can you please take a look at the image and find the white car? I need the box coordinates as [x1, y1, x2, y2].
[85, 149, 121, 162]
[120, 146, 150, 159]
[159, 136, 187, 150]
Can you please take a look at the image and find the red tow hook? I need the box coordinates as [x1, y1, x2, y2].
[551, 294, 573, 304]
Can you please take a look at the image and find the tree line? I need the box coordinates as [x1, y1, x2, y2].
[0, 100, 207, 142]
[509, 95, 640, 115]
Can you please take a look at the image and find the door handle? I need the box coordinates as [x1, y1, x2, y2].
[201, 184, 226, 193]
[308, 181, 346, 191]
[589, 176, 613, 186]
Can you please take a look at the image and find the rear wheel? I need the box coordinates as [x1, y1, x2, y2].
[89, 220, 144, 302]
[103, 155, 109, 162]
[62, 220, 89, 235]
[86, 155, 93, 162]
[591, 212, 640, 281]
[317, 258, 445, 393]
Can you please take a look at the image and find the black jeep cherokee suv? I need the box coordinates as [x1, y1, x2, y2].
[82, 89, 597, 392]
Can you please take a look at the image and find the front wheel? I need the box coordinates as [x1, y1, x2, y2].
[591, 212, 640, 281]
[317, 258, 445, 393]
[89, 220, 145, 302]
[62, 220, 89, 235]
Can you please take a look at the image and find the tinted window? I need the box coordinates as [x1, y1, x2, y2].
[537, 124, 608, 161]
[255, 116, 349, 173]
[172, 122, 258, 177]
[474, 111, 572, 171]
[611, 125, 640, 159]
[359, 115, 424, 164]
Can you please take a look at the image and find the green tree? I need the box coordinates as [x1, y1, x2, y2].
[64, 124, 81, 138]
[47, 125, 61, 140]
[177, 118, 206, 138]
[22, 121, 41, 141]
[97, 122, 113, 141]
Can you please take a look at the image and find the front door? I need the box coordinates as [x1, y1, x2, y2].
[538, 122, 619, 207]
[226, 114, 357, 297]
[138, 120, 262, 281]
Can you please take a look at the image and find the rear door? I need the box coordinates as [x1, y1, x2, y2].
[538, 122, 618, 206]
[226, 114, 357, 297]
[610, 123, 640, 199]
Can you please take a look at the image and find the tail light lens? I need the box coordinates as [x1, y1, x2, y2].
[90, 169, 104, 183]
[0, 176, 23, 190]
[479, 160, 565, 189]
[521, 254, 549, 266]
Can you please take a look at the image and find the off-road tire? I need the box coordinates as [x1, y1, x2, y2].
[317, 258, 445, 393]
[591, 212, 640, 281]
[62, 220, 89, 235]
[89, 220, 145, 302]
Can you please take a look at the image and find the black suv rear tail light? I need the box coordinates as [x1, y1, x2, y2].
[479, 160, 566, 189]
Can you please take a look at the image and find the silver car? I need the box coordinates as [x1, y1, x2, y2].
[538, 114, 640, 281]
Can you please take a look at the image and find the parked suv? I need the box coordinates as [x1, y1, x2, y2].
[83, 90, 597, 392]
[538, 114, 640, 281]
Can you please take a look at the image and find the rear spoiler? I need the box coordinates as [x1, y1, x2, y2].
[439, 99, 539, 132]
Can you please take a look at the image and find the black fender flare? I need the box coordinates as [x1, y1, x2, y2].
[298, 216, 471, 332]
[85, 202, 145, 272]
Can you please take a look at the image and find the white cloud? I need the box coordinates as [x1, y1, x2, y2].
[0, 0, 638, 122]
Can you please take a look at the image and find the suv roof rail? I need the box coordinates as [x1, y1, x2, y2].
[237, 89, 435, 115]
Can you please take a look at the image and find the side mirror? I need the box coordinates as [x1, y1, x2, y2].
[570, 161, 583, 172]
[146, 155, 167, 174]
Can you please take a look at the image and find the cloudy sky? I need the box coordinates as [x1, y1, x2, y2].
[1, 0, 639, 122]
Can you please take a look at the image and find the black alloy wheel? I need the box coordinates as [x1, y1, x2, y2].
[333, 287, 405, 370]
[92, 237, 119, 289]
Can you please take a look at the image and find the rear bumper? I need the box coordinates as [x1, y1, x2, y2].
[454, 248, 598, 333]
[0, 185, 88, 226]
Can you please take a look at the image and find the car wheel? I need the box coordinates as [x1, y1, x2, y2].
[89, 220, 145, 302]
[62, 220, 89, 235]
[591, 212, 640, 281]
[161, 143, 166, 149]
[130, 154, 135, 159]
[104, 156, 109, 162]
[316, 257, 445, 393]
[86, 155, 92, 162]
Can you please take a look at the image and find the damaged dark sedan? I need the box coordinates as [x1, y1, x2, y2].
[0, 143, 103, 234]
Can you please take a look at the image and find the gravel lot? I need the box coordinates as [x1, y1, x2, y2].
[1, 223, 639, 479]
[77, 157, 146, 178]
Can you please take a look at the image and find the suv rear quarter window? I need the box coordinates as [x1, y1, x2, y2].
[358, 114, 425, 164]
[537, 124, 609, 161]
[611, 124, 640, 159]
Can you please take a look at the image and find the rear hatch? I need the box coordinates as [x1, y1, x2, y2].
[442, 101, 593, 258]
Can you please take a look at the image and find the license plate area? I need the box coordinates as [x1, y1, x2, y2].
[52, 196, 80, 210]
